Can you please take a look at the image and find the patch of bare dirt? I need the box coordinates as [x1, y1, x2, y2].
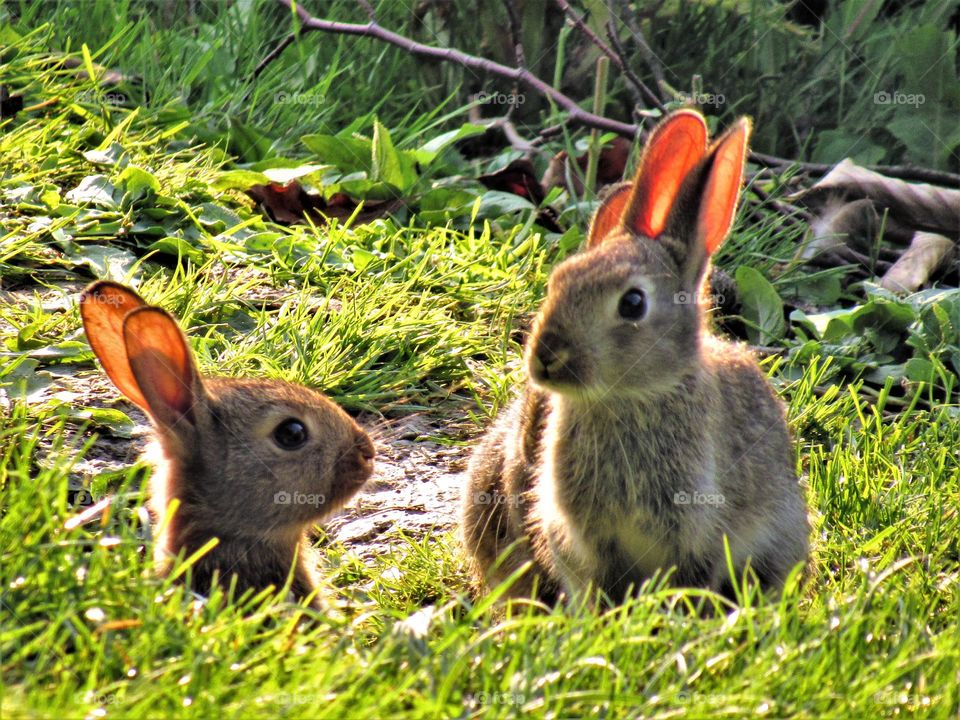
[327, 415, 467, 559]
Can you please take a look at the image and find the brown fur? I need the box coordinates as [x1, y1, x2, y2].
[461, 112, 809, 604]
[81, 282, 374, 608]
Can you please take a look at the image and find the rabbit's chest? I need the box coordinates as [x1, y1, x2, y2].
[601, 508, 674, 572]
[556, 422, 714, 515]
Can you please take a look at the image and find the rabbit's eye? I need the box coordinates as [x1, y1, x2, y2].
[273, 418, 308, 450]
[618, 288, 647, 320]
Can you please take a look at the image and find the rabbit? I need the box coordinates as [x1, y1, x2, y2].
[80, 281, 375, 608]
[462, 110, 809, 604]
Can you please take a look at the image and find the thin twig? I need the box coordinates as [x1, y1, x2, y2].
[500, 0, 526, 119]
[276, 0, 639, 138]
[251, 33, 297, 80]
[615, 0, 667, 99]
[552, 0, 663, 111]
[751, 151, 960, 188]
[749, 183, 812, 222]
[605, 20, 661, 113]
[500, 0, 526, 71]
[489, 117, 540, 154]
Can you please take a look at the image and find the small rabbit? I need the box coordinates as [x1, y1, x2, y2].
[462, 110, 809, 604]
[80, 281, 375, 607]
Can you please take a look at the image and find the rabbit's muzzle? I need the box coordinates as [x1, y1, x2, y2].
[335, 432, 376, 488]
[530, 331, 579, 386]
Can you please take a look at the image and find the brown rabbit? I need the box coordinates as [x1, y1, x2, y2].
[80, 281, 375, 607]
[462, 110, 809, 604]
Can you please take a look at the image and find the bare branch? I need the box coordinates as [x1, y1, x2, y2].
[605, 20, 665, 114]
[614, 0, 666, 98]
[551, 0, 663, 112]
[500, 0, 526, 119]
[752, 151, 960, 188]
[276, 0, 639, 138]
[500, 0, 526, 71]
[251, 33, 297, 80]
[265, 0, 960, 195]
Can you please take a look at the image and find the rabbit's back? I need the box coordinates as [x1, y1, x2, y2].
[705, 338, 809, 584]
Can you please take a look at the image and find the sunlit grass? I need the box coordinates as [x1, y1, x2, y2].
[1, 6, 958, 719]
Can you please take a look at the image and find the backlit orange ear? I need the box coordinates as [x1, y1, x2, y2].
[80, 281, 150, 410]
[586, 185, 631, 248]
[622, 110, 707, 239]
[123, 307, 199, 430]
[697, 117, 751, 254]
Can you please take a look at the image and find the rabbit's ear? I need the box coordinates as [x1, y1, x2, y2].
[696, 117, 751, 255]
[80, 281, 151, 410]
[621, 110, 707, 239]
[586, 185, 631, 248]
[122, 307, 200, 431]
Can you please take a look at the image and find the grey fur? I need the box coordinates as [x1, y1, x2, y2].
[461, 114, 809, 604]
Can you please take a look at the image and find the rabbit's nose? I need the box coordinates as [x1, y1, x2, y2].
[531, 332, 572, 381]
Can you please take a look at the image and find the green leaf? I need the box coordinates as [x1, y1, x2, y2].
[0, 357, 56, 401]
[0, 25, 22, 44]
[372, 121, 417, 192]
[476, 190, 535, 218]
[350, 247, 378, 272]
[904, 357, 935, 383]
[40, 187, 61, 210]
[147, 236, 205, 263]
[27, 340, 89, 361]
[71, 407, 137, 438]
[781, 273, 842, 306]
[197, 203, 243, 231]
[117, 166, 160, 196]
[66, 245, 138, 280]
[411, 124, 486, 165]
[65, 175, 118, 209]
[415, 186, 479, 223]
[301, 133, 372, 173]
[735, 266, 786, 344]
[210, 169, 271, 191]
[262, 165, 331, 185]
[228, 118, 273, 162]
[83, 143, 127, 167]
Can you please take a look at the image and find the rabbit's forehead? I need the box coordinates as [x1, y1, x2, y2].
[550, 240, 678, 295]
[206, 379, 345, 429]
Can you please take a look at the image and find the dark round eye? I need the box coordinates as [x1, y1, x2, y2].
[272, 418, 308, 450]
[618, 288, 647, 320]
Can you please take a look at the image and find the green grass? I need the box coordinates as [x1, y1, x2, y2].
[2, 4, 959, 719]
[3, 389, 959, 717]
